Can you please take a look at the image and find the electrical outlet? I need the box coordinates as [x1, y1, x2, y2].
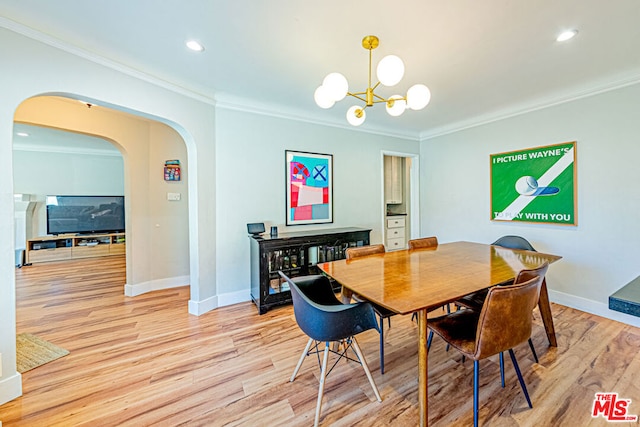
[167, 192, 181, 201]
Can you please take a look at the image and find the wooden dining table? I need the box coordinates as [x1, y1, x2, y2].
[318, 241, 562, 427]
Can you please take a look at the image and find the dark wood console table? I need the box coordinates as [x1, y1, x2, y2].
[249, 227, 371, 314]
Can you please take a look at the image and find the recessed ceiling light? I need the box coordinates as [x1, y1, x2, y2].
[556, 29, 578, 42]
[77, 100, 96, 108]
[186, 40, 205, 52]
[16, 132, 29, 137]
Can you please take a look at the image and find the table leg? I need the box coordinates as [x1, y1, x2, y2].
[340, 286, 353, 304]
[418, 309, 429, 426]
[537, 278, 557, 347]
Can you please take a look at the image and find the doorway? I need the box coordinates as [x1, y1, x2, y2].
[381, 151, 420, 250]
[12, 95, 191, 297]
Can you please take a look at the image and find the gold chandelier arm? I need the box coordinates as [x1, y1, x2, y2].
[347, 93, 368, 103]
[372, 93, 388, 102]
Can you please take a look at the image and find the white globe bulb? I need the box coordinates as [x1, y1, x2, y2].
[346, 105, 366, 126]
[406, 84, 431, 110]
[376, 55, 405, 87]
[386, 95, 406, 117]
[314, 85, 335, 109]
[322, 72, 349, 101]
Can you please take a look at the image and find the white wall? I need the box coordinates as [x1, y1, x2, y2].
[215, 108, 419, 302]
[0, 26, 214, 405]
[420, 82, 640, 327]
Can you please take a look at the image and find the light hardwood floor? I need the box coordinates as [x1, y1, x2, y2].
[2, 256, 640, 426]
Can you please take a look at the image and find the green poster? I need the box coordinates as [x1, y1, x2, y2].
[491, 141, 577, 225]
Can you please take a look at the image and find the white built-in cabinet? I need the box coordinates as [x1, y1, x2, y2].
[385, 216, 406, 251]
[384, 156, 403, 204]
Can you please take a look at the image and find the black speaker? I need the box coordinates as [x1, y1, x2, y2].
[247, 222, 265, 235]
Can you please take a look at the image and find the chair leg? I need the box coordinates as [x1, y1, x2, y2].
[499, 352, 505, 388]
[314, 342, 331, 427]
[379, 315, 385, 374]
[427, 330, 433, 351]
[528, 338, 539, 363]
[473, 360, 480, 427]
[351, 337, 382, 402]
[508, 348, 532, 408]
[291, 338, 314, 382]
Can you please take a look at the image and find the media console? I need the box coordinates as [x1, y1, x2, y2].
[249, 227, 371, 314]
[26, 232, 126, 264]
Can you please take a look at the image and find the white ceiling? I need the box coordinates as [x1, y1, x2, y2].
[2, 0, 640, 139]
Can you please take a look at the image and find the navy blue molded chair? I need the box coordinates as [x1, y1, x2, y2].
[280, 272, 382, 426]
[428, 266, 547, 427]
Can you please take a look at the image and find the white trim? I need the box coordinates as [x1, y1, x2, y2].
[0, 372, 22, 406]
[420, 74, 640, 141]
[123, 275, 190, 297]
[548, 289, 640, 328]
[188, 295, 218, 316]
[215, 93, 420, 140]
[218, 289, 252, 308]
[187, 290, 251, 316]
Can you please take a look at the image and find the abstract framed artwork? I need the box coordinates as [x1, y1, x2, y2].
[490, 141, 577, 225]
[285, 150, 333, 225]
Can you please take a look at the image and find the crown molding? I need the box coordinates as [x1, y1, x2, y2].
[420, 72, 640, 141]
[0, 16, 216, 107]
[214, 93, 420, 141]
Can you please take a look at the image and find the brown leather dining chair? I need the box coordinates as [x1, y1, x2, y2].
[408, 236, 445, 324]
[456, 236, 545, 366]
[344, 244, 395, 374]
[428, 263, 548, 427]
[408, 236, 438, 250]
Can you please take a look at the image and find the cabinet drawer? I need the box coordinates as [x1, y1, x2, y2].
[73, 245, 110, 258]
[386, 237, 406, 250]
[29, 247, 72, 263]
[110, 244, 126, 255]
[387, 217, 405, 228]
[387, 227, 405, 239]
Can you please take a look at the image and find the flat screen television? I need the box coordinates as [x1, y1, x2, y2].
[46, 195, 125, 235]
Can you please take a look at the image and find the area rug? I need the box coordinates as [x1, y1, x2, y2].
[16, 333, 69, 373]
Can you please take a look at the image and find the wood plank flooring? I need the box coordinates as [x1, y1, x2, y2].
[2, 256, 640, 426]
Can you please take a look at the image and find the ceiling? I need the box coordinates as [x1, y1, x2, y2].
[2, 0, 640, 139]
[13, 123, 120, 155]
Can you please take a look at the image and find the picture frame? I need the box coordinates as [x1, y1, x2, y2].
[490, 141, 577, 225]
[285, 150, 333, 225]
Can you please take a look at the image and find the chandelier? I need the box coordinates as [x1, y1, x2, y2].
[314, 35, 431, 126]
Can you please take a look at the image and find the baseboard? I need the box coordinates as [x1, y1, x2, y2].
[0, 372, 22, 406]
[187, 289, 251, 316]
[124, 275, 190, 297]
[218, 289, 251, 307]
[188, 294, 218, 316]
[548, 289, 640, 328]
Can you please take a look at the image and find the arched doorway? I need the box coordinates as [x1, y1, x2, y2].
[13, 95, 191, 298]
